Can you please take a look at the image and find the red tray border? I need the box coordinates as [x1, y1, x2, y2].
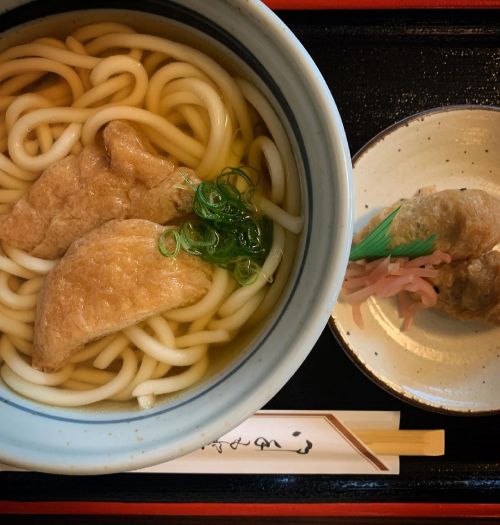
[263, 1, 500, 8]
[1, 502, 500, 518]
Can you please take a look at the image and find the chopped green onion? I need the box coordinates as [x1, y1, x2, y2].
[234, 258, 261, 286]
[350, 206, 436, 261]
[158, 168, 273, 285]
[158, 228, 181, 257]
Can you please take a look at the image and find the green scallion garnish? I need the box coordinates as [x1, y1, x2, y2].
[159, 167, 272, 285]
[159, 227, 181, 257]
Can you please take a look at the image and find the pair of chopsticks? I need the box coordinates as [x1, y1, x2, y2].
[352, 429, 445, 456]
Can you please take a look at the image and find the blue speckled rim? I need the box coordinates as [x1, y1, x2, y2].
[0, 1, 313, 424]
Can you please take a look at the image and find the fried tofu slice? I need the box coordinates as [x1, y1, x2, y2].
[33, 219, 213, 372]
[0, 121, 197, 259]
[431, 251, 500, 325]
[354, 188, 500, 260]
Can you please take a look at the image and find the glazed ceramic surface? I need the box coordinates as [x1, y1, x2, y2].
[0, 1, 352, 473]
[332, 106, 500, 414]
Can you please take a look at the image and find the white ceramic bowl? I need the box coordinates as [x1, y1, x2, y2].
[0, 1, 352, 473]
[331, 105, 500, 415]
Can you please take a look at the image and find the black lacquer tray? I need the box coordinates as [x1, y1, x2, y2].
[1, 8, 499, 524]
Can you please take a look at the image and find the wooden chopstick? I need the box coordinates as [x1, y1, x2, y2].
[352, 429, 445, 456]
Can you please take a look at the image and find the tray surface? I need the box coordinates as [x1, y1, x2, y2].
[1, 7, 499, 509]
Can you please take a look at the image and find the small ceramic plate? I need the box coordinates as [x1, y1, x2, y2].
[330, 105, 500, 415]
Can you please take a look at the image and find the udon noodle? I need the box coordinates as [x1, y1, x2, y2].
[0, 22, 302, 409]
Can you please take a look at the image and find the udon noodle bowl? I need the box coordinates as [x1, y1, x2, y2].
[0, 12, 303, 410]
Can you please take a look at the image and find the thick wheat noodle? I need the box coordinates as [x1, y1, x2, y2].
[0, 271, 37, 309]
[250, 232, 298, 326]
[0, 71, 45, 97]
[136, 393, 156, 409]
[218, 223, 285, 317]
[159, 90, 201, 111]
[7, 334, 33, 355]
[208, 289, 266, 331]
[145, 62, 215, 113]
[65, 37, 93, 91]
[33, 38, 66, 49]
[36, 124, 53, 153]
[4, 93, 55, 130]
[210, 110, 234, 177]
[152, 362, 171, 379]
[60, 379, 94, 390]
[143, 51, 169, 76]
[0, 251, 35, 279]
[177, 104, 210, 144]
[0, 152, 38, 179]
[81, 55, 148, 107]
[17, 276, 44, 295]
[84, 33, 252, 143]
[169, 78, 226, 177]
[71, 141, 83, 156]
[0, 302, 35, 323]
[2, 244, 58, 273]
[65, 36, 88, 55]
[23, 139, 39, 157]
[5, 93, 54, 132]
[132, 354, 209, 398]
[0, 336, 73, 386]
[157, 91, 208, 142]
[110, 83, 134, 103]
[187, 313, 213, 334]
[0, 310, 32, 340]
[146, 315, 175, 346]
[0, 348, 137, 406]
[0, 189, 23, 202]
[93, 334, 130, 369]
[0, 96, 15, 111]
[249, 135, 285, 204]
[165, 267, 229, 322]
[174, 329, 230, 348]
[140, 123, 199, 168]
[69, 335, 117, 364]
[124, 325, 208, 366]
[256, 195, 303, 234]
[187, 278, 237, 333]
[81, 105, 204, 159]
[8, 107, 91, 171]
[112, 353, 157, 401]
[225, 136, 245, 168]
[34, 81, 71, 105]
[0, 58, 84, 99]
[72, 73, 132, 109]
[11, 122, 82, 171]
[0, 43, 100, 69]
[163, 111, 184, 127]
[237, 78, 301, 215]
[70, 23, 136, 44]
[71, 367, 115, 385]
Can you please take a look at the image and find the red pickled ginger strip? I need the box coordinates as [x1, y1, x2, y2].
[341, 250, 450, 330]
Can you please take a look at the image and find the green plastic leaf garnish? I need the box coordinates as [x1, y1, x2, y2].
[349, 207, 436, 261]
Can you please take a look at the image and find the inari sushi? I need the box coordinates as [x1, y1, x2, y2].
[354, 188, 500, 261]
[344, 187, 500, 328]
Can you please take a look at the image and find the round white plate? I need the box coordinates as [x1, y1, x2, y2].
[331, 105, 500, 414]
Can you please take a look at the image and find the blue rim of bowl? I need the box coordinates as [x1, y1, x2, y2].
[329, 104, 500, 417]
[0, 0, 313, 424]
